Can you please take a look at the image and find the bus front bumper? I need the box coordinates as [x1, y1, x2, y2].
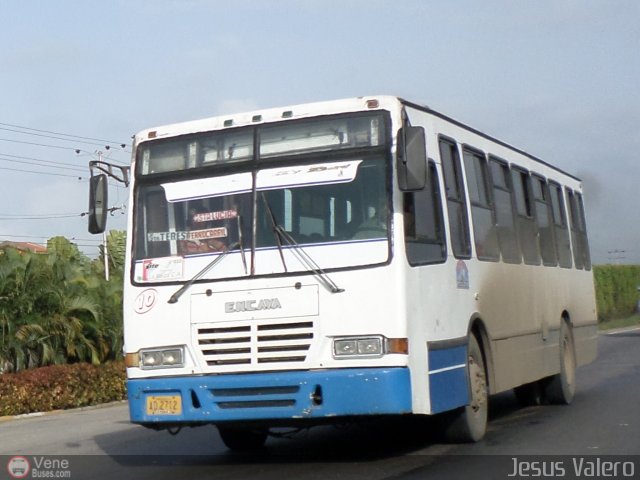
[127, 367, 412, 425]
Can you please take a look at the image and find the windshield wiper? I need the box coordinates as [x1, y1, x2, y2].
[168, 241, 239, 304]
[261, 193, 288, 273]
[236, 214, 248, 275]
[261, 193, 344, 294]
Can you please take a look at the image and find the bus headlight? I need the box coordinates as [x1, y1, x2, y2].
[333, 336, 383, 358]
[139, 347, 185, 369]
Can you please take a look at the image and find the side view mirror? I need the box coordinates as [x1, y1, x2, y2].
[88, 174, 109, 234]
[397, 125, 427, 191]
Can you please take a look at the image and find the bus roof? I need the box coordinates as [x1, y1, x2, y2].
[134, 95, 580, 183]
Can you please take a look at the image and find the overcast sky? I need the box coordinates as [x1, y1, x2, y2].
[0, 0, 638, 263]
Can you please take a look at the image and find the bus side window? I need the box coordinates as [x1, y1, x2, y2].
[511, 166, 541, 265]
[488, 157, 520, 264]
[566, 189, 591, 270]
[549, 181, 573, 268]
[439, 137, 471, 259]
[575, 192, 591, 270]
[463, 148, 499, 261]
[532, 175, 558, 266]
[404, 161, 447, 265]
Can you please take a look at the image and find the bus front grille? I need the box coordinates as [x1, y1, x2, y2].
[195, 320, 314, 368]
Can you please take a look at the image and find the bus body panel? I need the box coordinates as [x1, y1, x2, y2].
[127, 367, 412, 425]
[404, 105, 597, 396]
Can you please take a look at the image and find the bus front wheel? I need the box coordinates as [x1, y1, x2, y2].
[443, 334, 488, 443]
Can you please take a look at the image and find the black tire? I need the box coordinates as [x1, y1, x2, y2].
[513, 380, 544, 407]
[544, 321, 576, 405]
[218, 427, 268, 451]
[443, 334, 488, 443]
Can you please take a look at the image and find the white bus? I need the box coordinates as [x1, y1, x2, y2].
[89, 96, 597, 450]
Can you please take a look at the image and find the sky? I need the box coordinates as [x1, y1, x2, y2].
[0, 0, 638, 263]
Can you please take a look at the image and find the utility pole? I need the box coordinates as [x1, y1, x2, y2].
[103, 231, 110, 281]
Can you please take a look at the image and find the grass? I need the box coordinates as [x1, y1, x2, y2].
[598, 314, 640, 331]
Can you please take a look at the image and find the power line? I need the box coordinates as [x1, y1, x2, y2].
[0, 211, 82, 217]
[0, 138, 130, 166]
[0, 155, 86, 173]
[0, 126, 128, 150]
[0, 121, 129, 148]
[0, 233, 103, 242]
[0, 165, 85, 178]
[0, 205, 126, 221]
[0, 137, 92, 152]
[0, 151, 87, 171]
[0, 213, 82, 220]
[1, 153, 129, 180]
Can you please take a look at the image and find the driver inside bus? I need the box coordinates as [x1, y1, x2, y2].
[352, 196, 388, 239]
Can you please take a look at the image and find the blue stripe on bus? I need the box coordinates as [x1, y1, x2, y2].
[428, 345, 469, 414]
[127, 367, 412, 425]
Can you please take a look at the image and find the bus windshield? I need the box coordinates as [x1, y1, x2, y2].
[133, 155, 390, 283]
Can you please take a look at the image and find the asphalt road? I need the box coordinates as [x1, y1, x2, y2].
[1, 328, 639, 479]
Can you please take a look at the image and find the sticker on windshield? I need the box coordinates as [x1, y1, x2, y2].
[147, 227, 228, 242]
[142, 256, 184, 282]
[193, 209, 238, 223]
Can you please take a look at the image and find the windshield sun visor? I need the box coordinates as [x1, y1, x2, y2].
[162, 172, 253, 203]
[161, 161, 362, 203]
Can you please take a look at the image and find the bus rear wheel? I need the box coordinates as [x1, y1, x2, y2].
[543, 321, 576, 405]
[443, 334, 488, 443]
[218, 426, 268, 451]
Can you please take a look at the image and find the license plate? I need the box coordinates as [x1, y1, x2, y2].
[146, 395, 182, 415]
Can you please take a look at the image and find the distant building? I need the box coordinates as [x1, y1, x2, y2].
[0, 241, 47, 254]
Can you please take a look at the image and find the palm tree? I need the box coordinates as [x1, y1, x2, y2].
[0, 247, 50, 371]
[0, 234, 126, 372]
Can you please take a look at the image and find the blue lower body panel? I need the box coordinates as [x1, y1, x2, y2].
[128, 367, 412, 425]
[428, 345, 469, 414]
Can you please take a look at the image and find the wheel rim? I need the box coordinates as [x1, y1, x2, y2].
[562, 333, 576, 391]
[469, 355, 487, 415]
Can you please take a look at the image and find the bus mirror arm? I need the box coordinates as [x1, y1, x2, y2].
[89, 160, 130, 187]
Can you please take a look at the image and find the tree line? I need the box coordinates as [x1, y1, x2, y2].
[0, 232, 125, 373]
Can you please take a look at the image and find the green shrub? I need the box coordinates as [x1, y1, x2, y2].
[593, 265, 640, 322]
[0, 361, 126, 416]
